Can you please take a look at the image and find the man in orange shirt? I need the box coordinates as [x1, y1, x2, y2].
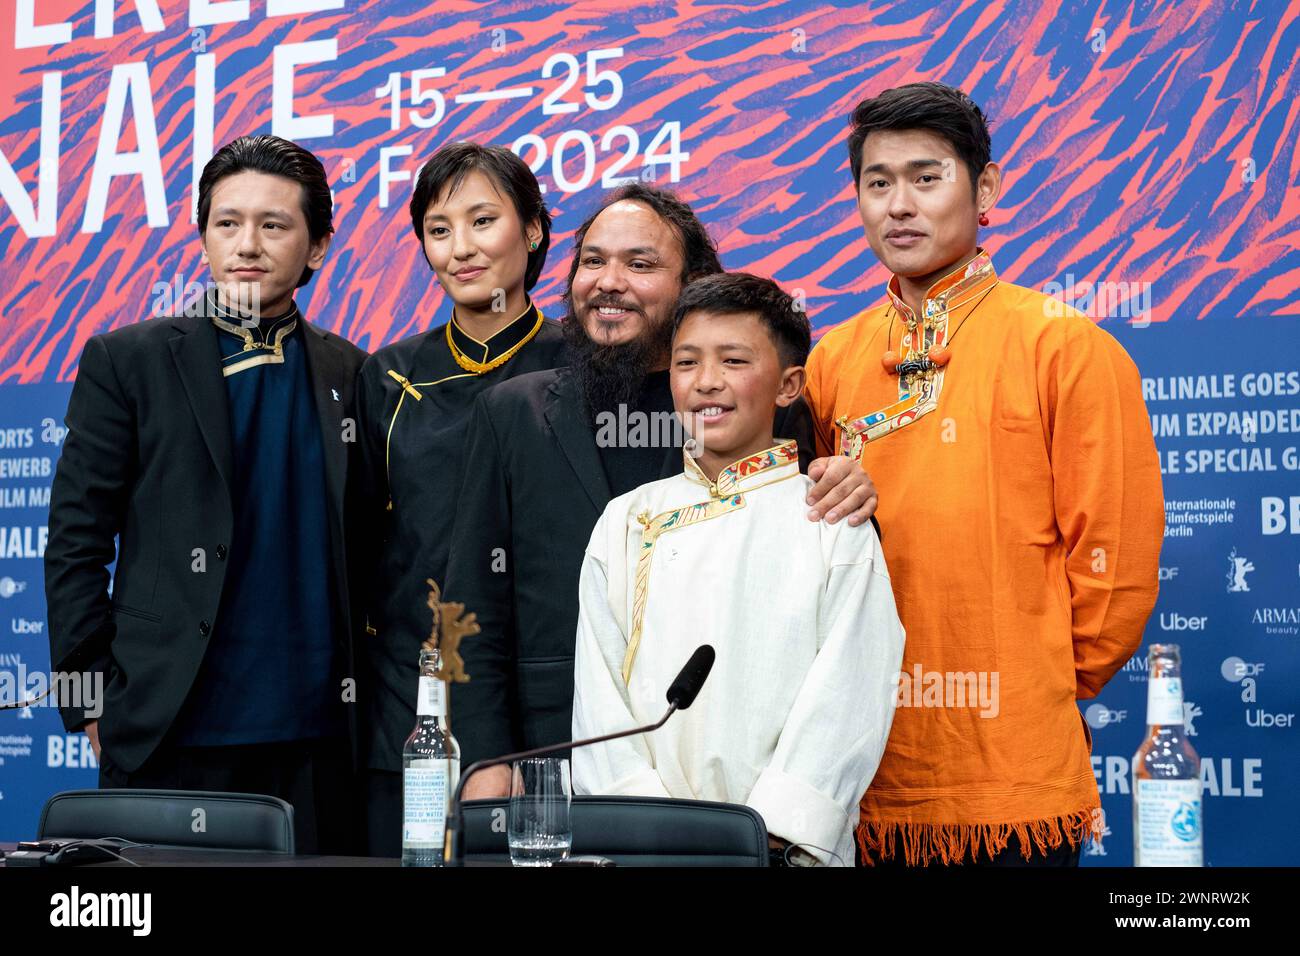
[805, 82, 1164, 866]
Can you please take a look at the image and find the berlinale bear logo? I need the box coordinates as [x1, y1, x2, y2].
[1226, 547, 1255, 593]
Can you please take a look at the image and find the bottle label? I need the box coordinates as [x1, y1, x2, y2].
[1146, 676, 1184, 726]
[403, 760, 450, 848]
[1135, 778, 1203, 866]
[416, 676, 447, 717]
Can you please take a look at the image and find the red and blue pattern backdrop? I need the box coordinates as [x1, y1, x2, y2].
[1, 1, 1298, 863]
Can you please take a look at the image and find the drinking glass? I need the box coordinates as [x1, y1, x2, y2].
[508, 758, 572, 866]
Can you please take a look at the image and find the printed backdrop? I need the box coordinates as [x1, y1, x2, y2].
[1, 1, 1297, 863]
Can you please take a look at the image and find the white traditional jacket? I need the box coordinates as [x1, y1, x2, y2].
[571, 439, 906, 865]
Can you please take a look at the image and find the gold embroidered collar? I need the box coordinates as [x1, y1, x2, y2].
[210, 293, 300, 377]
[884, 247, 997, 329]
[446, 298, 545, 374]
[832, 251, 999, 458]
[682, 438, 800, 498]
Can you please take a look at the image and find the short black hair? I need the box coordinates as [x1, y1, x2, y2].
[564, 182, 722, 301]
[197, 134, 334, 288]
[672, 272, 811, 368]
[847, 81, 992, 200]
[408, 141, 551, 290]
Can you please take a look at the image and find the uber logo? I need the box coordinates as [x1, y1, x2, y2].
[1160, 612, 1208, 631]
[1246, 710, 1294, 728]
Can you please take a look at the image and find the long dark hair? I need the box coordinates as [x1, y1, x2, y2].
[563, 183, 722, 304]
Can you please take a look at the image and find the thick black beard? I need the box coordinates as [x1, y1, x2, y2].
[562, 306, 673, 422]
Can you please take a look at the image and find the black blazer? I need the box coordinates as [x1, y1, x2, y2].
[443, 367, 815, 766]
[44, 312, 367, 774]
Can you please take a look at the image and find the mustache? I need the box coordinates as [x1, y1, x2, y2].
[586, 294, 643, 315]
[561, 302, 672, 419]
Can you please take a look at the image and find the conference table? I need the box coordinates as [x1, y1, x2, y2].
[0, 842, 485, 866]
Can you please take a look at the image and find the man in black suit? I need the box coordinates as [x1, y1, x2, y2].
[445, 184, 880, 797]
[44, 135, 366, 853]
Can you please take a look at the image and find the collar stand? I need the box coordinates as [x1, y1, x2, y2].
[683, 438, 800, 497]
[448, 298, 542, 366]
[885, 247, 997, 325]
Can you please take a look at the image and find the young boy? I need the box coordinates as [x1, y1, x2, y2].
[571, 272, 905, 866]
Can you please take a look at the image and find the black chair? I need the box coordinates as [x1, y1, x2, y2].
[463, 795, 769, 866]
[38, 789, 295, 854]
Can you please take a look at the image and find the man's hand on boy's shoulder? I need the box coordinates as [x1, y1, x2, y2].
[805, 456, 878, 526]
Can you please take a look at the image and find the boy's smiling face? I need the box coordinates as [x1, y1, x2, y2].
[670, 309, 804, 476]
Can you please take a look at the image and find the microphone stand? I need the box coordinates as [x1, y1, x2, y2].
[444, 701, 682, 866]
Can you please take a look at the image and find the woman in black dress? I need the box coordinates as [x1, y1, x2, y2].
[351, 143, 566, 855]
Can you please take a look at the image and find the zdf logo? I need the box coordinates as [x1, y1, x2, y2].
[1085, 703, 1127, 729]
[1222, 655, 1264, 704]
[0, 577, 28, 599]
[1221, 656, 1265, 682]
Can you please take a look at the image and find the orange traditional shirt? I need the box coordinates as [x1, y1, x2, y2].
[805, 248, 1165, 865]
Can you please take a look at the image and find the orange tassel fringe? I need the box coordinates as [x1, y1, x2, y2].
[857, 807, 1101, 866]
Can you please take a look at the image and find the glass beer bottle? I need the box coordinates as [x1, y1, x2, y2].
[1132, 643, 1203, 866]
[401, 648, 460, 866]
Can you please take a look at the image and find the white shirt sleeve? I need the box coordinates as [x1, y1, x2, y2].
[746, 525, 905, 865]
[571, 517, 672, 799]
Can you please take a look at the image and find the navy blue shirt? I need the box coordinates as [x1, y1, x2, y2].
[177, 304, 341, 745]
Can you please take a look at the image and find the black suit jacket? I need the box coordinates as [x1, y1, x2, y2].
[44, 312, 367, 774]
[443, 367, 815, 766]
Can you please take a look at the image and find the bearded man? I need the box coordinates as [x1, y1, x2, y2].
[443, 183, 880, 797]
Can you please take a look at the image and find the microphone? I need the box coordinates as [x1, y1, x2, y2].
[665, 645, 714, 710]
[444, 644, 715, 866]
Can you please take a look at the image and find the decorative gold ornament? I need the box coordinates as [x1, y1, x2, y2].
[423, 578, 480, 683]
[445, 311, 544, 374]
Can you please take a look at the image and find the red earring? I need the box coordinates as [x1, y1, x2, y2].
[978, 212, 989, 227]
